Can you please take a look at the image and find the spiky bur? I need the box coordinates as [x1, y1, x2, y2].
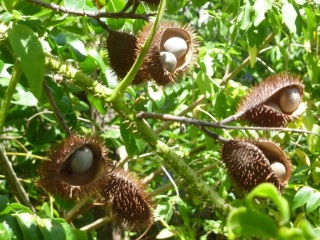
[136, 22, 198, 86]
[105, 31, 148, 84]
[38, 134, 112, 199]
[99, 169, 153, 230]
[221, 140, 291, 192]
[142, 0, 160, 8]
[237, 73, 305, 127]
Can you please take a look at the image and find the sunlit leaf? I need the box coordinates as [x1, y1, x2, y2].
[306, 191, 320, 213]
[293, 186, 313, 210]
[282, 2, 297, 34]
[245, 183, 290, 224]
[8, 23, 45, 99]
[227, 207, 277, 239]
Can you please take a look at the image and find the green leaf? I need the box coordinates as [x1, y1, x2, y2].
[74, 229, 88, 240]
[64, 0, 85, 9]
[167, 0, 187, 14]
[282, 2, 298, 34]
[12, 87, 38, 106]
[8, 23, 45, 99]
[87, 94, 106, 114]
[60, 222, 76, 240]
[68, 40, 87, 62]
[106, 0, 126, 30]
[37, 217, 66, 240]
[0, 215, 24, 240]
[120, 123, 138, 156]
[2, 0, 19, 13]
[253, 0, 271, 26]
[293, 186, 313, 210]
[306, 191, 320, 213]
[191, 0, 208, 7]
[0, 196, 9, 214]
[247, 45, 258, 68]
[0, 222, 11, 240]
[227, 207, 277, 239]
[245, 183, 290, 224]
[15, 213, 42, 240]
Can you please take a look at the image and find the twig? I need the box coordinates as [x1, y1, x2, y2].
[80, 216, 113, 232]
[200, 127, 228, 143]
[136, 111, 320, 137]
[155, 95, 206, 134]
[43, 80, 72, 136]
[220, 32, 276, 85]
[26, 0, 155, 21]
[0, 145, 35, 211]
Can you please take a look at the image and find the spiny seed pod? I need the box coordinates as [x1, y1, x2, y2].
[237, 73, 305, 127]
[106, 31, 148, 84]
[221, 139, 292, 192]
[99, 169, 153, 230]
[136, 22, 198, 86]
[38, 134, 112, 199]
[142, 0, 160, 8]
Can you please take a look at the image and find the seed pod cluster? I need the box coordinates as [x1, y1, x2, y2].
[38, 134, 111, 199]
[99, 169, 153, 230]
[38, 134, 154, 230]
[237, 73, 305, 127]
[106, 22, 198, 85]
[221, 139, 291, 192]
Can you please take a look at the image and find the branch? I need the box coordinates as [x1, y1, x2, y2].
[43, 80, 72, 135]
[26, 0, 155, 21]
[136, 111, 320, 137]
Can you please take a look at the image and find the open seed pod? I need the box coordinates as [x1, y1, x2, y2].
[237, 73, 305, 127]
[106, 31, 149, 84]
[38, 134, 112, 199]
[136, 22, 198, 85]
[221, 139, 291, 192]
[99, 169, 153, 230]
[142, 0, 160, 8]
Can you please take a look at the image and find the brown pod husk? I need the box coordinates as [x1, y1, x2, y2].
[106, 31, 148, 84]
[38, 134, 112, 199]
[136, 22, 198, 86]
[99, 169, 153, 230]
[221, 139, 291, 192]
[142, 0, 160, 8]
[238, 73, 305, 127]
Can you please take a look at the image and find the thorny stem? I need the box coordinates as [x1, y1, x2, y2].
[136, 111, 320, 137]
[43, 80, 72, 135]
[107, 0, 166, 102]
[26, 0, 155, 21]
[200, 127, 228, 143]
[0, 60, 35, 211]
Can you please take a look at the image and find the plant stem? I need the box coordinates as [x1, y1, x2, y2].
[0, 59, 35, 211]
[136, 111, 319, 137]
[0, 60, 22, 132]
[0, 145, 35, 211]
[43, 80, 72, 135]
[107, 0, 166, 102]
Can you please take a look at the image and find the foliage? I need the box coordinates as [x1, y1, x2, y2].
[0, 0, 320, 239]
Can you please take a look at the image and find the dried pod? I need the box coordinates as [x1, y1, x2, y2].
[238, 73, 305, 127]
[136, 22, 198, 85]
[221, 139, 291, 192]
[99, 169, 153, 230]
[38, 134, 112, 199]
[106, 31, 148, 84]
